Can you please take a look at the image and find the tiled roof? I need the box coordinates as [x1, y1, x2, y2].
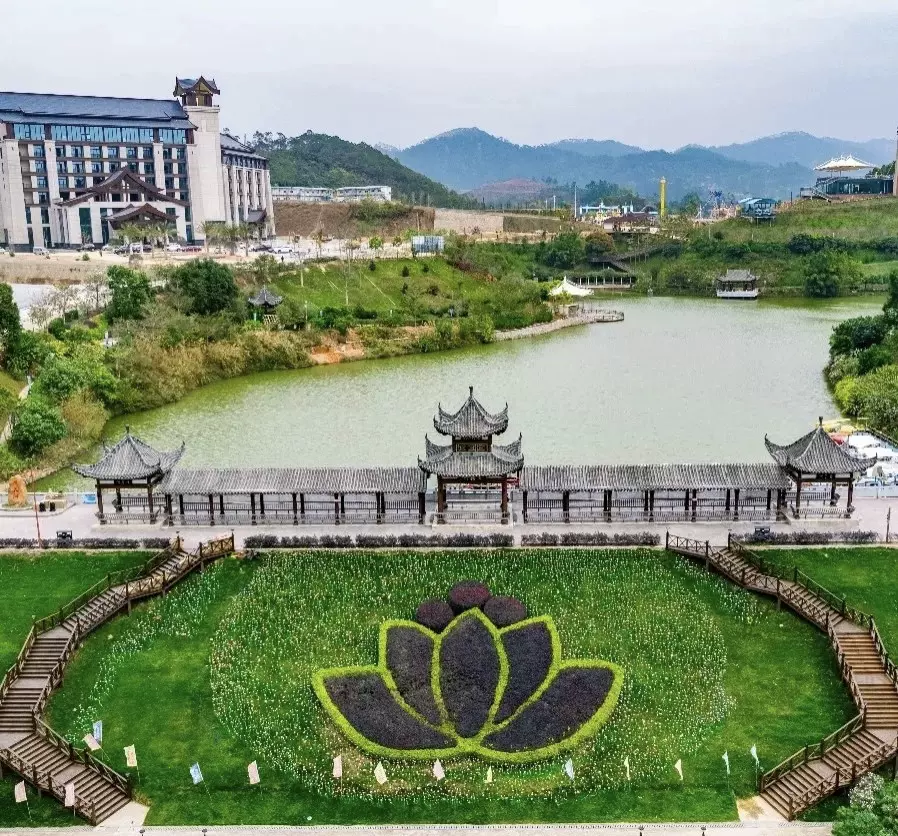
[158, 467, 426, 495]
[105, 203, 172, 224]
[520, 463, 792, 491]
[434, 386, 509, 439]
[248, 286, 283, 307]
[0, 91, 193, 128]
[220, 132, 268, 162]
[765, 426, 876, 475]
[419, 436, 524, 478]
[174, 77, 220, 95]
[718, 269, 755, 283]
[58, 168, 188, 207]
[72, 430, 184, 481]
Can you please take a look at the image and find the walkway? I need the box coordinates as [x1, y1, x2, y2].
[0, 536, 235, 825]
[667, 535, 898, 820]
[494, 310, 624, 341]
[0, 381, 30, 444]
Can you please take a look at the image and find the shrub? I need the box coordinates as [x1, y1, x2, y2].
[107, 265, 151, 321]
[415, 599, 455, 632]
[448, 581, 491, 613]
[803, 251, 862, 298]
[0, 444, 25, 481]
[482, 595, 528, 627]
[8, 396, 66, 458]
[173, 259, 238, 315]
[740, 530, 878, 545]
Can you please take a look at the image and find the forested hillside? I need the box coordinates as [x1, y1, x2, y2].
[250, 131, 475, 208]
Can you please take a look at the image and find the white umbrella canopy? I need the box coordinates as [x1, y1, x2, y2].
[814, 155, 874, 174]
[549, 277, 592, 297]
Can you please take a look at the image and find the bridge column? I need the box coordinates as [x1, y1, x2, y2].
[734, 489, 740, 521]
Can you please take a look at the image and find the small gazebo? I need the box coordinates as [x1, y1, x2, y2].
[419, 387, 523, 523]
[765, 420, 875, 515]
[248, 286, 283, 317]
[73, 428, 185, 523]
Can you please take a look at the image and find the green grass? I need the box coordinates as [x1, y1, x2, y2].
[36, 549, 853, 825]
[0, 369, 22, 399]
[0, 550, 152, 825]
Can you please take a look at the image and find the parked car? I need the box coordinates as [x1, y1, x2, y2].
[32, 246, 49, 256]
[272, 245, 294, 254]
[165, 243, 183, 252]
[77, 243, 95, 251]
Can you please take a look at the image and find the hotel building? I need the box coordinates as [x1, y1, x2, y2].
[271, 185, 392, 203]
[0, 77, 274, 250]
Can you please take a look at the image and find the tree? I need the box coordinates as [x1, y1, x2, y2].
[369, 236, 384, 257]
[804, 251, 862, 298]
[107, 265, 151, 322]
[173, 258, 238, 315]
[833, 776, 897, 836]
[0, 284, 22, 366]
[830, 315, 889, 357]
[8, 396, 66, 458]
[678, 192, 702, 216]
[541, 230, 584, 269]
[83, 271, 109, 312]
[584, 232, 614, 259]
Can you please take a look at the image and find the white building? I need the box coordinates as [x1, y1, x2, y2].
[271, 185, 392, 203]
[0, 76, 274, 250]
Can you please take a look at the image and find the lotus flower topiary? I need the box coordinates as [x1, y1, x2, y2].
[312, 587, 623, 762]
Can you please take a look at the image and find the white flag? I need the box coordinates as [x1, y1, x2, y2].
[64, 782, 75, 808]
[190, 763, 204, 785]
[674, 759, 683, 781]
[433, 760, 445, 781]
[83, 734, 101, 751]
[93, 721, 103, 744]
[332, 755, 343, 779]
[722, 751, 730, 775]
[373, 761, 387, 785]
[14, 781, 26, 803]
[623, 756, 631, 781]
[563, 758, 575, 780]
[485, 766, 494, 784]
[124, 745, 137, 768]
[248, 761, 260, 785]
[750, 744, 759, 766]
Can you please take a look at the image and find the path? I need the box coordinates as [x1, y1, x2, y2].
[0, 536, 235, 825]
[0, 381, 30, 444]
[494, 310, 623, 341]
[667, 535, 898, 820]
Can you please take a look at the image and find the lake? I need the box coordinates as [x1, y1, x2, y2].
[49, 295, 883, 489]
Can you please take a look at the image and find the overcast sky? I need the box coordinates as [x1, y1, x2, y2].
[2, 0, 896, 150]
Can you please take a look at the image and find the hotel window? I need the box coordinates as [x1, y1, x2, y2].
[165, 177, 174, 190]
[162, 147, 172, 160]
[25, 208, 31, 224]
[178, 178, 188, 190]
[126, 147, 137, 159]
[109, 162, 119, 172]
[163, 162, 173, 175]
[14, 123, 45, 140]
[74, 177, 86, 188]
[40, 208, 50, 225]
[32, 145, 45, 158]
[37, 193, 49, 204]
[34, 160, 46, 172]
[128, 162, 138, 173]
[142, 147, 153, 159]
[58, 177, 68, 189]
[56, 161, 66, 173]
[36, 176, 47, 188]
[71, 146, 83, 158]
[176, 148, 186, 160]
[91, 146, 101, 159]
[107, 146, 121, 158]
[72, 162, 84, 174]
[144, 162, 155, 175]
[91, 162, 102, 174]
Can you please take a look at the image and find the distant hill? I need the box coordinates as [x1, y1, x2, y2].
[251, 131, 475, 208]
[373, 142, 401, 159]
[465, 178, 549, 204]
[545, 138, 643, 157]
[710, 131, 894, 169]
[396, 128, 811, 200]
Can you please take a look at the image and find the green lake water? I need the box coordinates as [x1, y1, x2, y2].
[50, 295, 884, 489]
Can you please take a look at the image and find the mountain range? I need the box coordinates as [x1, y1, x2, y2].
[386, 129, 894, 202]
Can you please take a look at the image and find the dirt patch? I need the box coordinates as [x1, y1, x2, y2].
[274, 203, 435, 239]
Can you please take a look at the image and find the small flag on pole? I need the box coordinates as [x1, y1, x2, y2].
[14, 781, 27, 803]
[750, 745, 759, 767]
[563, 758, 575, 781]
[248, 761, 260, 785]
[722, 751, 730, 775]
[64, 783, 75, 808]
[674, 759, 683, 781]
[433, 760, 445, 781]
[124, 745, 137, 768]
[332, 755, 343, 779]
[83, 734, 101, 751]
[190, 763, 204, 785]
[373, 761, 388, 785]
[623, 756, 631, 781]
[93, 720, 103, 745]
[485, 766, 494, 784]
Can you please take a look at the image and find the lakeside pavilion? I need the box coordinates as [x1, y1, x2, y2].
[72, 391, 875, 526]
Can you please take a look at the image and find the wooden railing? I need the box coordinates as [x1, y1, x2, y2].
[0, 625, 36, 703]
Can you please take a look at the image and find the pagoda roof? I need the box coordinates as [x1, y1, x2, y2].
[104, 203, 173, 225]
[59, 167, 187, 207]
[434, 386, 509, 439]
[765, 424, 875, 475]
[248, 286, 283, 307]
[72, 428, 184, 481]
[173, 76, 220, 96]
[419, 435, 523, 479]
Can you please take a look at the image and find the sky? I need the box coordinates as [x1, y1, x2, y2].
[2, 0, 897, 150]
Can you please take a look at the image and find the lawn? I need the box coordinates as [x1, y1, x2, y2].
[35, 548, 852, 825]
[0, 550, 152, 825]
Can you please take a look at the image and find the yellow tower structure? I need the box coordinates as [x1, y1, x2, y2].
[659, 177, 667, 218]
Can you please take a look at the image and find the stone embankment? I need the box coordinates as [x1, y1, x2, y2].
[494, 310, 624, 341]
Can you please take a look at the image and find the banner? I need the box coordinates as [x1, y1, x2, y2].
[750, 744, 759, 766]
[563, 758, 575, 781]
[332, 755, 343, 779]
[373, 761, 388, 785]
[64, 783, 75, 808]
[124, 745, 137, 768]
[93, 721, 103, 745]
[14, 782, 26, 803]
[248, 761, 260, 785]
[623, 756, 630, 781]
[485, 766, 494, 784]
[432, 760, 445, 781]
[722, 751, 730, 775]
[190, 763, 204, 785]
[83, 734, 101, 752]
[674, 759, 683, 781]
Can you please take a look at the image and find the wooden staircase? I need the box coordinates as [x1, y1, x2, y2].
[666, 534, 898, 820]
[0, 534, 234, 825]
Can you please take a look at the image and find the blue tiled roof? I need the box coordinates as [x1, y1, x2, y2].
[0, 91, 194, 128]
